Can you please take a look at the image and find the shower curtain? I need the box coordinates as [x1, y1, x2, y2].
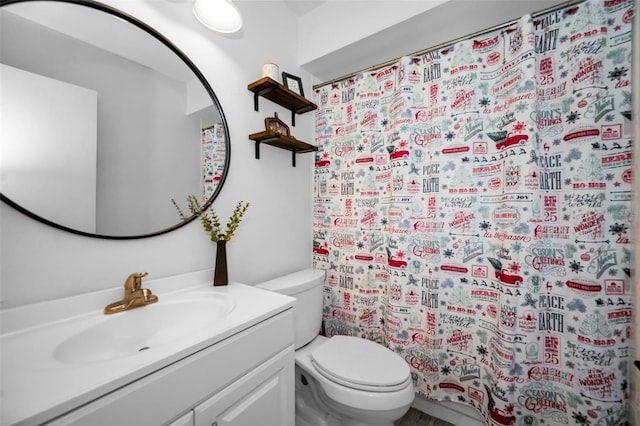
[312, 1, 633, 424]
[201, 124, 226, 201]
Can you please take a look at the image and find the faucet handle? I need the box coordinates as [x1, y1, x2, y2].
[124, 271, 148, 292]
[141, 287, 159, 304]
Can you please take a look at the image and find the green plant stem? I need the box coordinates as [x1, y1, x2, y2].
[171, 198, 249, 242]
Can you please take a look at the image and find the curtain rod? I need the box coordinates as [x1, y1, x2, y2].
[313, 0, 585, 90]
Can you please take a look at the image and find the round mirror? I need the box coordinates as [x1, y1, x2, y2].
[0, 0, 230, 239]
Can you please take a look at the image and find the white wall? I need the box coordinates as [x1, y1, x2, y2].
[0, 0, 315, 308]
[297, 0, 450, 67]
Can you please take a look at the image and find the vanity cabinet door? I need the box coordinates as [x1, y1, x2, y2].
[194, 346, 294, 426]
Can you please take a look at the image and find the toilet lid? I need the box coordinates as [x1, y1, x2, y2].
[310, 336, 410, 392]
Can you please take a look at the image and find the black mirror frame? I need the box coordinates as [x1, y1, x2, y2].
[0, 0, 231, 239]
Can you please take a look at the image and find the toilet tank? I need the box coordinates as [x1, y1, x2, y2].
[256, 269, 325, 349]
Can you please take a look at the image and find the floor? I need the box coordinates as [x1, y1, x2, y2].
[395, 408, 455, 426]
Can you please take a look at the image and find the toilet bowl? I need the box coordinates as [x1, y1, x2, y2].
[256, 269, 414, 426]
[296, 335, 414, 426]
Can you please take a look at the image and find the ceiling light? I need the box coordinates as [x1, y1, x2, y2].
[193, 0, 242, 34]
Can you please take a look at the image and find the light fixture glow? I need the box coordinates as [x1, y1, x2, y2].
[193, 0, 242, 34]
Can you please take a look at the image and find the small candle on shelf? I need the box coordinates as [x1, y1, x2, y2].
[261, 62, 280, 83]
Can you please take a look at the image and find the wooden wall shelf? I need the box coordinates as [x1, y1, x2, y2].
[248, 130, 318, 167]
[247, 77, 317, 126]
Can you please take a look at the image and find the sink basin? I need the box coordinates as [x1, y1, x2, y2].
[53, 291, 236, 364]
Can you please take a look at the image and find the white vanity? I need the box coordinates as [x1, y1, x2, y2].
[0, 270, 296, 426]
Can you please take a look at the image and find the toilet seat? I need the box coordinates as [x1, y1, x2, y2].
[310, 335, 411, 392]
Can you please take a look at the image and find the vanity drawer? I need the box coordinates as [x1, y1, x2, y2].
[45, 309, 294, 426]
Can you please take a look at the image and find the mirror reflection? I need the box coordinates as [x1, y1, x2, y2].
[0, 0, 230, 238]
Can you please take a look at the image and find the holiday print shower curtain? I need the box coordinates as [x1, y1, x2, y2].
[200, 124, 226, 201]
[312, 1, 633, 424]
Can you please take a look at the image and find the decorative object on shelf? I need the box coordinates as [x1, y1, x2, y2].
[172, 197, 250, 286]
[261, 62, 280, 82]
[193, 0, 243, 34]
[264, 112, 290, 136]
[248, 129, 317, 167]
[281, 72, 303, 97]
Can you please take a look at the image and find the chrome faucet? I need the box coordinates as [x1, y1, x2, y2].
[104, 272, 158, 315]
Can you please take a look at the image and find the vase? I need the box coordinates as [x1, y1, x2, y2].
[213, 240, 228, 286]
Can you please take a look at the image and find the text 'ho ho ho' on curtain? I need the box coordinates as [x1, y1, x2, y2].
[312, 0, 634, 424]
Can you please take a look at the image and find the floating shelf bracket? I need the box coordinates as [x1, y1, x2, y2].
[248, 131, 318, 167]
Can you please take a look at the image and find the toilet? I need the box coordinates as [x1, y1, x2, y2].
[256, 269, 414, 426]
